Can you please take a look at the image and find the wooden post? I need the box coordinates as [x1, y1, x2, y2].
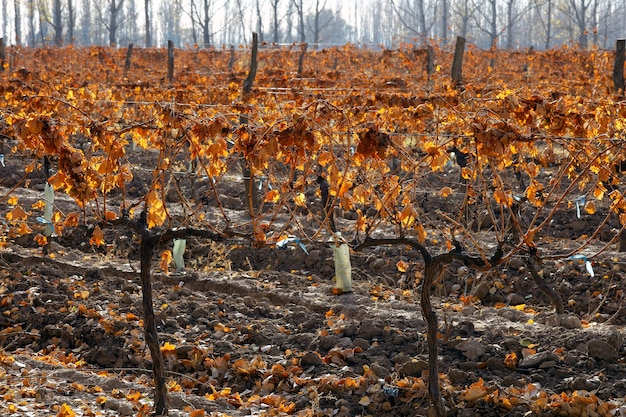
[426, 45, 435, 75]
[297, 42, 308, 77]
[241, 33, 260, 217]
[167, 40, 174, 82]
[0, 38, 5, 72]
[243, 33, 258, 93]
[228, 45, 235, 71]
[125, 43, 133, 71]
[451, 36, 466, 88]
[613, 39, 625, 92]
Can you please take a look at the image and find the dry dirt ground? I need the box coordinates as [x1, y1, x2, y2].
[0, 150, 625, 417]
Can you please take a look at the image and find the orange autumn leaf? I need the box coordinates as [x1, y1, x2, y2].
[160, 250, 173, 275]
[504, 352, 518, 370]
[584, 200, 596, 215]
[494, 189, 513, 207]
[396, 260, 409, 272]
[264, 189, 280, 203]
[6, 205, 29, 222]
[64, 212, 80, 227]
[461, 378, 488, 402]
[34, 234, 48, 246]
[189, 410, 205, 417]
[89, 225, 105, 246]
[146, 190, 166, 228]
[440, 186, 453, 197]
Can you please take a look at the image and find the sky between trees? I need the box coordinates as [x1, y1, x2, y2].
[1, 0, 625, 50]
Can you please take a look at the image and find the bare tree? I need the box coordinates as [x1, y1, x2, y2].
[37, 0, 63, 46]
[441, 0, 449, 42]
[534, 0, 554, 49]
[451, 0, 475, 40]
[292, 0, 305, 42]
[269, 0, 280, 43]
[2, 0, 7, 40]
[108, 0, 124, 46]
[14, 0, 21, 44]
[159, 0, 182, 45]
[308, 0, 327, 46]
[145, 0, 151, 46]
[390, 0, 433, 42]
[27, 0, 36, 45]
[503, 0, 532, 49]
[68, 0, 76, 43]
[80, 0, 91, 44]
[191, 0, 214, 47]
[562, 0, 593, 48]
[474, 0, 498, 47]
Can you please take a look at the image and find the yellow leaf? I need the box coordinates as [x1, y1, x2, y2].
[513, 304, 526, 311]
[584, 200, 596, 215]
[161, 341, 176, 353]
[31, 200, 46, 210]
[8, 196, 18, 206]
[89, 226, 105, 246]
[440, 186, 453, 197]
[160, 250, 172, 275]
[396, 260, 409, 272]
[146, 190, 166, 228]
[57, 403, 76, 417]
[293, 192, 306, 207]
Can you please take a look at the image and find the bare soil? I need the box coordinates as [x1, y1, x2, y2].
[0, 150, 625, 417]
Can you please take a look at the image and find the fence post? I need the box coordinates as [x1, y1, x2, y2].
[297, 42, 308, 77]
[613, 39, 625, 92]
[125, 43, 133, 71]
[167, 40, 174, 82]
[451, 36, 466, 88]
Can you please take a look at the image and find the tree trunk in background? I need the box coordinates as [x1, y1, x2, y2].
[68, 0, 76, 43]
[27, 0, 35, 46]
[53, 0, 63, 46]
[81, 0, 91, 45]
[441, 0, 448, 42]
[271, 0, 280, 43]
[109, 0, 124, 47]
[13, 0, 21, 45]
[145, 0, 152, 47]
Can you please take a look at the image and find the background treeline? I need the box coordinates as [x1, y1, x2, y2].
[0, 0, 625, 50]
